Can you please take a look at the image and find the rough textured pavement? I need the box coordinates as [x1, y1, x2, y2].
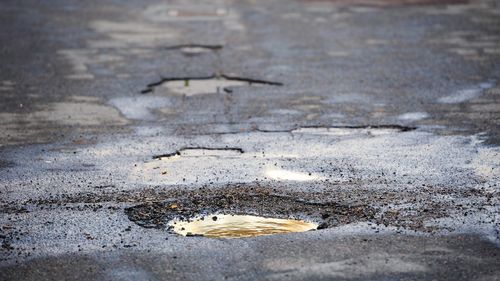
[1, 0, 500, 280]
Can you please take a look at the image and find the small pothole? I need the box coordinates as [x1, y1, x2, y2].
[163, 44, 223, 56]
[141, 74, 282, 94]
[169, 214, 318, 238]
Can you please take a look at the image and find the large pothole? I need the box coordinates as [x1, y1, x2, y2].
[124, 187, 377, 236]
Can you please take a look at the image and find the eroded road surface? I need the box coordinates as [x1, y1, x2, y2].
[1, 0, 500, 280]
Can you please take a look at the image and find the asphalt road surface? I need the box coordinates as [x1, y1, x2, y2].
[1, 0, 499, 280]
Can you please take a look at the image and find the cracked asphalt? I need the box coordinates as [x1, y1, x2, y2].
[1, 0, 500, 280]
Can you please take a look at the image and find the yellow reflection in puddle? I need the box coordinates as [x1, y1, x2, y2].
[169, 214, 318, 238]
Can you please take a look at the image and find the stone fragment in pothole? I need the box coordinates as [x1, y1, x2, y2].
[169, 214, 318, 238]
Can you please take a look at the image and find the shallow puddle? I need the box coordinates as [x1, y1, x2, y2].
[169, 214, 318, 238]
[142, 75, 282, 94]
[162, 78, 250, 96]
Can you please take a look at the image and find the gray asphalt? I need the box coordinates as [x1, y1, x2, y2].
[1, 0, 499, 280]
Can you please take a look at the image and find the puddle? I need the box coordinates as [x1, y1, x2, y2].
[169, 214, 318, 238]
[162, 78, 255, 96]
[141, 75, 282, 94]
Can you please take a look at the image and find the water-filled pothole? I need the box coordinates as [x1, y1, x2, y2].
[125, 187, 377, 231]
[169, 214, 318, 238]
[162, 78, 247, 96]
[141, 74, 282, 94]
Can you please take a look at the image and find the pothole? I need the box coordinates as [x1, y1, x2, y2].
[141, 74, 282, 94]
[169, 214, 318, 238]
[164, 78, 245, 96]
[125, 187, 377, 232]
[152, 147, 244, 159]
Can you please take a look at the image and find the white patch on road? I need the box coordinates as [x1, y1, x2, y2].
[292, 127, 402, 136]
[438, 82, 494, 104]
[397, 112, 429, 121]
[265, 168, 323, 182]
[161, 78, 248, 96]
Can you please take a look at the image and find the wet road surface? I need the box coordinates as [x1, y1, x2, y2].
[1, 0, 499, 280]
